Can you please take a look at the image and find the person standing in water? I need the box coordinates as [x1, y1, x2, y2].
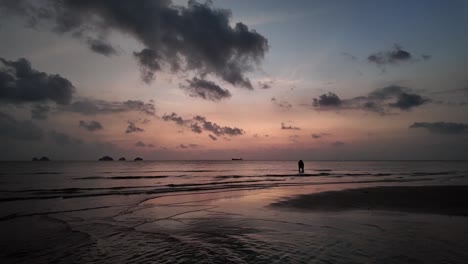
[298, 160, 304, 173]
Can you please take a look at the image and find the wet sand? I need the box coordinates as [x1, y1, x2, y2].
[272, 185, 468, 216]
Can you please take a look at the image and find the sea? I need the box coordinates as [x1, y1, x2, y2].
[1, 160, 468, 263]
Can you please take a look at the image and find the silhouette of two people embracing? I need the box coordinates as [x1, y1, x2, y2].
[298, 160, 304, 173]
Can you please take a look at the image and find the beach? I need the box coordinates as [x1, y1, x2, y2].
[272, 185, 468, 216]
[1, 160, 468, 263]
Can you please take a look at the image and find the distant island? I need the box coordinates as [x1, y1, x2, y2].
[99, 156, 114, 161]
[32, 156, 50, 161]
[232, 158, 243, 160]
[118, 157, 126, 161]
[134, 157, 143, 161]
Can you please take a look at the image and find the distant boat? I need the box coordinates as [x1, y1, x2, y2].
[232, 158, 243, 160]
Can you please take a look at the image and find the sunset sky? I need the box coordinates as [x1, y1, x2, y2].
[1, 0, 467, 160]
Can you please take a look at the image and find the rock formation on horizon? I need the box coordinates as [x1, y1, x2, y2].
[33, 156, 50, 161]
[134, 157, 143, 161]
[99, 156, 114, 161]
[118, 157, 126, 161]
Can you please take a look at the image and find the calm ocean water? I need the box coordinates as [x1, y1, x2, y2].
[1, 160, 468, 263]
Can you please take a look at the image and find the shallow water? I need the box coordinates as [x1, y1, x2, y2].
[1, 161, 468, 263]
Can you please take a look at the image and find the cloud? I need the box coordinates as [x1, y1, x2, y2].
[208, 134, 217, 141]
[312, 85, 430, 113]
[31, 104, 50, 120]
[271, 97, 292, 110]
[0, 57, 74, 105]
[79, 120, 103, 132]
[194, 115, 244, 136]
[281, 122, 300, 130]
[1, 1, 269, 88]
[312, 92, 342, 108]
[311, 133, 331, 139]
[181, 77, 231, 101]
[368, 85, 429, 111]
[49, 130, 82, 145]
[0, 112, 43, 140]
[367, 44, 412, 66]
[135, 141, 146, 147]
[62, 99, 155, 116]
[389, 93, 428, 110]
[162, 113, 244, 136]
[331, 141, 345, 147]
[135, 141, 154, 147]
[126, 121, 144, 133]
[190, 122, 203, 134]
[258, 80, 273, 89]
[409, 122, 468, 134]
[87, 38, 118, 57]
[179, 144, 199, 149]
[162, 112, 186, 125]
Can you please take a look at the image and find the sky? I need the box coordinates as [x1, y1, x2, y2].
[0, 0, 467, 160]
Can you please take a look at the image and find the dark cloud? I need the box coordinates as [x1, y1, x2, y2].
[162, 112, 185, 125]
[79, 120, 103, 132]
[181, 77, 231, 101]
[49, 130, 82, 145]
[367, 44, 412, 66]
[194, 115, 244, 136]
[312, 92, 342, 108]
[1, 0, 269, 88]
[179, 144, 199, 149]
[271, 97, 292, 110]
[0, 57, 74, 105]
[389, 93, 428, 110]
[368, 85, 406, 100]
[311, 133, 331, 139]
[148, 144, 155, 148]
[31, 104, 50, 120]
[331, 141, 345, 147]
[135, 141, 146, 147]
[126, 121, 144, 133]
[368, 85, 430, 111]
[281, 122, 300, 130]
[0, 112, 43, 140]
[87, 38, 118, 57]
[410, 122, 468, 134]
[208, 134, 217, 141]
[62, 99, 155, 116]
[190, 123, 203, 134]
[161, 112, 244, 136]
[133, 49, 161, 83]
[312, 85, 430, 113]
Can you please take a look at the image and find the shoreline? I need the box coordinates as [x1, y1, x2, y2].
[271, 185, 468, 216]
